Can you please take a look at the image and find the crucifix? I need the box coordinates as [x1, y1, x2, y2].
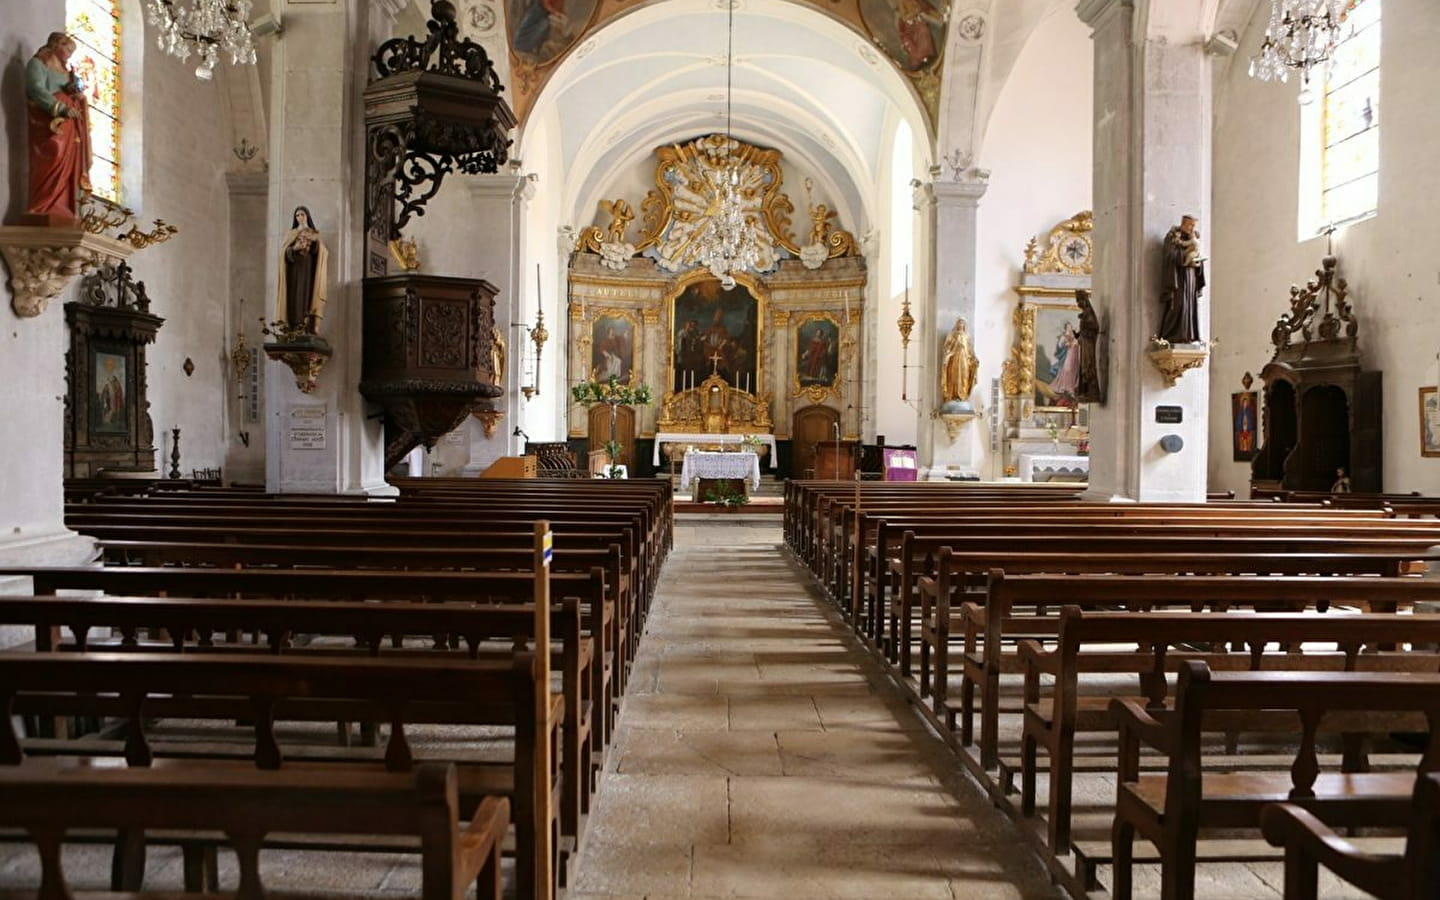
[709, 351, 723, 376]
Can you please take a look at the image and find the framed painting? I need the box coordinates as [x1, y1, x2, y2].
[793, 313, 841, 401]
[507, 0, 598, 68]
[1420, 386, 1440, 457]
[1030, 303, 1083, 411]
[589, 309, 637, 385]
[669, 274, 762, 394]
[92, 347, 128, 435]
[857, 0, 949, 73]
[1232, 391, 1259, 462]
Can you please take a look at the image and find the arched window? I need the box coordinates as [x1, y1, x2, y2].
[889, 121, 914, 299]
[1299, 0, 1380, 236]
[65, 0, 123, 204]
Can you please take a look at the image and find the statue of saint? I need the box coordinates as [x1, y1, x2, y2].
[1074, 289, 1104, 403]
[940, 316, 979, 406]
[275, 206, 329, 335]
[1159, 214, 1205, 344]
[24, 32, 91, 223]
[489, 326, 506, 386]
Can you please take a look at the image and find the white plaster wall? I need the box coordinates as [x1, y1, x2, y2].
[973, 5, 1093, 478]
[132, 51, 234, 477]
[1208, 0, 1440, 496]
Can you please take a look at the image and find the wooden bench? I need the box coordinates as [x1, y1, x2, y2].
[0, 761, 509, 900]
[954, 571, 1440, 770]
[1019, 608, 1440, 854]
[0, 651, 554, 898]
[1109, 662, 1440, 900]
[1261, 771, 1440, 900]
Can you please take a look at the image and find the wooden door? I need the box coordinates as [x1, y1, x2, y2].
[791, 405, 840, 479]
[588, 404, 636, 469]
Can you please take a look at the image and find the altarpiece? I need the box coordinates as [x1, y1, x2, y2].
[567, 135, 867, 467]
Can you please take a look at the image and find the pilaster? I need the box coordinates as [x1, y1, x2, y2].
[263, 0, 390, 494]
[920, 177, 988, 478]
[1078, 0, 1212, 501]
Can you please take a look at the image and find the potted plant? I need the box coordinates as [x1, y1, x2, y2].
[571, 375, 653, 478]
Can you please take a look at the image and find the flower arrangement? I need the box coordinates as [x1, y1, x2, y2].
[571, 375, 654, 474]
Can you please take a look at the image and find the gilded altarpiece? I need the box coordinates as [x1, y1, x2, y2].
[567, 136, 866, 450]
[998, 212, 1093, 478]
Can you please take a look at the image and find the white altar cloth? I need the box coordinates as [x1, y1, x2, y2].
[653, 432, 777, 468]
[680, 450, 761, 491]
[1018, 453, 1090, 483]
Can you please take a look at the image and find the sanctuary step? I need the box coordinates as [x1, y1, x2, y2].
[662, 472, 785, 501]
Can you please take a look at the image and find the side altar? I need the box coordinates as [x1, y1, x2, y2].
[565, 134, 867, 469]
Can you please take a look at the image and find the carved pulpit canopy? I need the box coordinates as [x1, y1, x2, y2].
[575, 134, 859, 276]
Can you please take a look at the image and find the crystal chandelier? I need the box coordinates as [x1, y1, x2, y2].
[145, 0, 258, 81]
[1249, 0, 1347, 90]
[693, 0, 754, 290]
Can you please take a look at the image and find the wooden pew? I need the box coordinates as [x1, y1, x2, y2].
[0, 566, 601, 843]
[1018, 608, 1440, 855]
[0, 762, 509, 900]
[953, 571, 1440, 771]
[0, 652, 554, 898]
[1109, 662, 1440, 900]
[94, 538, 635, 731]
[891, 546, 1425, 679]
[1261, 771, 1440, 900]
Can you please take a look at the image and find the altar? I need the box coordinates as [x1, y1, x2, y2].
[680, 450, 761, 492]
[1017, 452, 1089, 483]
[654, 432, 777, 467]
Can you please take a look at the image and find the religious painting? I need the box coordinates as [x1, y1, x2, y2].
[1032, 304, 1083, 411]
[92, 347, 128, 435]
[793, 314, 841, 400]
[858, 0, 948, 73]
[589, 310, 637, 385]
[506, 0, 598, 68]
[1420, 387, 1440, 457]
[1232, 391, 1259, 462]
[670, 276, 761, 394]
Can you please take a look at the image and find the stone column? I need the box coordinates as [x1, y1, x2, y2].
[920, 177, 988, 479]
[458, 172, 535, 474]
[1077, 0, 1212, 501]
[263, 0, 390, 495]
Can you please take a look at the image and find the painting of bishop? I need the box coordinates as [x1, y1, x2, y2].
[671, 278, 759, 393]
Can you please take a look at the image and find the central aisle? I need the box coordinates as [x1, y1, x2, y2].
[571, 516, 1060, 899]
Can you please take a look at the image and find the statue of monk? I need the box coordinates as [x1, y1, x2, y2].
[1159, 214, 1205, 344]
[25, 32, 91, 223]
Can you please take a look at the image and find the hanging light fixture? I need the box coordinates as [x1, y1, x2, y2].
[1248, 0, 1347, 93]
[692, 0, 759, 290]
[145, 0, 259, 80]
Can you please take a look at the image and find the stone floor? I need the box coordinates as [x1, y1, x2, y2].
[568, 516, 1061, 900]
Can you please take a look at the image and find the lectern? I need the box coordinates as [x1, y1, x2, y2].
[812, 440, 858, 481]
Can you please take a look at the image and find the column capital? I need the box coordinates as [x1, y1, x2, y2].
[932, 178, 989, 206]
[225, 171, 268, 197]
[466, 172, 538, 203]
[1075, 0, 1134, 28]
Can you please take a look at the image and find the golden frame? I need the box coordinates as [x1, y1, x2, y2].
[665, 268, 766, 396]
[585, 307, 641, 386]
[1001, 287, 1083, 413]
[1420, 386, 1440, 458]
[791, 311, 843, 403]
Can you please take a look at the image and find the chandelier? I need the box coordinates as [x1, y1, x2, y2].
[692, 0, 754, 290]
[1248, 0, 1347, 90]
[145, 0, 258, 80]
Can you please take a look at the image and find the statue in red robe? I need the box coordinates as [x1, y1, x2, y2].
[24, 32, 91, 224]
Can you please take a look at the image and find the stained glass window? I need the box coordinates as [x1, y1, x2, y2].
[66, 0, 122, 204]
[1321, 0, 1380, 224]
